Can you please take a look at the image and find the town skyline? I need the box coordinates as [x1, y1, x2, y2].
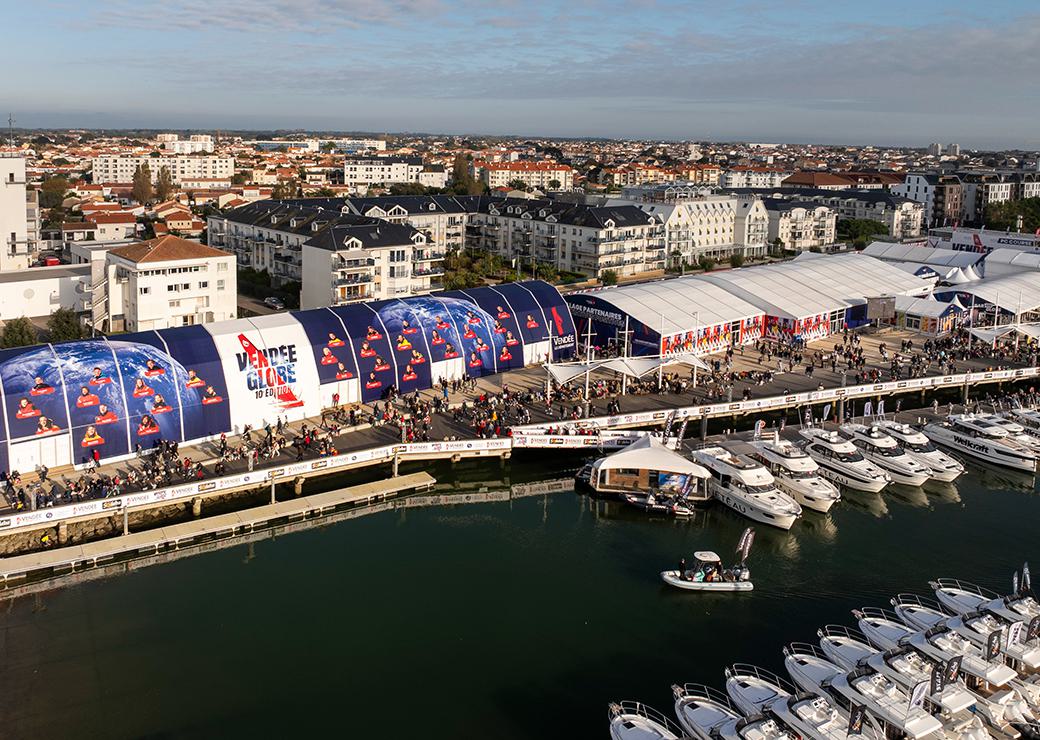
[8, 0, 1039, 149]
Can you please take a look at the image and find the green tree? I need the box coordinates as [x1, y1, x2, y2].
[698, 256, 716, 271]
[47, 308, 85, 343]
[600, 269, 619, 286]
[985, 198, 1040, 233]
[231, 172, 248, 185]
[314, 187, 336, 197]
[388, 182, 429, 196]
[40, 177, 69, 208]
[837, 218, 888, 249]
[320, 141, 337, 152]
[506, 178, 529, 191]
[154, 166, 175, 201]
[729, 253, 745, 268]
[132, 163, 153, 205]
[449, 153, 483, 196]
[1, 317, 39, 349]
[548, 179, 562, 190]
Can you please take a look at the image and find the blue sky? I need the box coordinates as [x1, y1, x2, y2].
[5, 0, 1039, 148]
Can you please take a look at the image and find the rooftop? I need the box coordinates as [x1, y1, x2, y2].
[108, 235, 232, 264]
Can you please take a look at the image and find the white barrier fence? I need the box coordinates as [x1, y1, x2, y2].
[0, 438, 511, 535]
[511, 367, 1040, 434]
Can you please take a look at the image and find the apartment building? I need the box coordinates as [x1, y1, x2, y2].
[345, 195, 468, 255]
[92, 154, 234, 185]
[893, 174, 963, 229]
[472, 161, 574, 190]
[161, 134, 215, 154]
[463, 196, 664, 279]
[0, 155, 32, 271]
[960, 173, 1014, 224]
[300, 220, 429, 309]
[343, 156, 425, 187]
[763, 199, 838, 252]
[721, 167, 792, 189]
[96, 235, 237, 332]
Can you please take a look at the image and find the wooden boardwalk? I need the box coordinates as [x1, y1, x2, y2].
[0, 472, 435, 586]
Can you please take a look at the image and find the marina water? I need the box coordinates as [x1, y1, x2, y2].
[0, 454, 1037, 738]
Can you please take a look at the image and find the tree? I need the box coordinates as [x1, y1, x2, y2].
[40, 177, 69, 208]
[47, 308, 84, 343]
[388, 182, 429, 196]
[231, 172, 248, 185]
[985, 198, 1040, 233]
[729, 253, 745, 268]
[132, 163, 153, 205]
[506, 178, 529, 192]
[314, 187, 336, 197]
[154, 166, 175, 201]
[320, 141, 337, 152]
[698, 256, 716, 272]
[1, 317, 39, 349]
[449, 153, 483, 196]
[837, 218, 888, 249]
[548, 179, 562, 190]
[600, 269, 619, 286]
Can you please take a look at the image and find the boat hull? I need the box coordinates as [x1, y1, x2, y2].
[712, 488, 798, 530]
[813, 462, 888, 493]
[661, 571, 753, 591]
[776, 478, 839, 513]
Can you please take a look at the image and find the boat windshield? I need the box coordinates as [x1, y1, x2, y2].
[904, 440, 936, 453]
[745, 483, 777, 495]
[835, 449, 863, 463]
[784, 468, 815, 480]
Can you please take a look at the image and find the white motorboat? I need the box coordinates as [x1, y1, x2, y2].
[715, 713, 798, 740]
[725, 663, 796, 716]
[771, 691, 886, 740]
[1007, 407, 1040, 432]
[931, 577, 1040, 624]
[863, 645, 976, 715]
[623, 492, 695, 518]
[662, 551, 753, 592]
[672, 683, 743, 740]
[873, 420, 965, 482]
[828, 665, 944, 739]
[692, 447, 802, 530]
[817, 625, 877, 671]
[978, 413, 1040, 452]
[608, 701, 683, 740]
[853, 607, 917, 651]
[903, 623, 1019, 688]
[892, 591, 1040, 667]
[838, 423, 933, 486]
[782, 644, 843, 696]
[797, 428, 890, 493]
[746, 438, 841, 513]
[921, 414, 1037, 472]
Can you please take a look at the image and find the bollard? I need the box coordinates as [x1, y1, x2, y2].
[392, 452, 399, 478]
[700, 413, 708, 441]
[123, 505, 129, 535]
[57, 521, 68, 545]
[191, 497, 202, 518]
[294, 477, 305, 497]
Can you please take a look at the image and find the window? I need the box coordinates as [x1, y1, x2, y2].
[217, 279, 225, 290]
[199, 281, 209, 289]
[139, 287, 151, 295]
[169, 300, 181, 308]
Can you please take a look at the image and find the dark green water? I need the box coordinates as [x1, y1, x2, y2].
[1, 454, 1038, 739]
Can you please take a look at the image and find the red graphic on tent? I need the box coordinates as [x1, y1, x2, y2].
[237, 334, 305, 409]
[551, 306, 565, 336]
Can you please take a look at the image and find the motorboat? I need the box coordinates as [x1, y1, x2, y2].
[1006, 407, 1040, 432]
[838, 423, 932, 486]
[827, 665, 944, 739]
[977, 413, 1040, 452]
[622, 492, 695, 518]
[782, 643, 844, 697]
[714, 713, 798, 740]
[725, 663, 796, 716]
[608, 701, 684, 740]
[892, 592, 1040, 668]
[853, 607, 917, 651]
[661, 551, 753, 592]
[862, 645, 977, 715]
[902, 623, 1019, 688]
[817, 625, 877, 671]
[578, 436, 712, 506]
[873, 420, 965, 482]
[797, 428, 890, 493]
[770, 691, 886, 740]
[692, 447, 802, 530]
[745, 437, 841, 513]
[931, 577, 1040, 624]
[672, 683, 742, 740]
[921, 414, 1037, 472]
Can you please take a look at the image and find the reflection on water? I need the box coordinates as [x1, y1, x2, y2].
[0, 451, 1038, 740]
[885, 484, 931, 509]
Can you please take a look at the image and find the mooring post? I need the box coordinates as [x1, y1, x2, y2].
[962, 377, 969, 405]
[294, 477, 305, 497]
[191, 497, 202, 518]
[270, 477, 277, 504]
[838, 399, 845, 424]
[392, 451, 399, 478]
[700, 412, 708, 441]
[122, 505, 129, 535]
[58, 521, 68, 545]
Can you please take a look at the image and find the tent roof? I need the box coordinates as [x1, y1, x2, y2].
[700, 253, 931, 320]
[862, 242, 984, 268]
[958, 272, 1040, 314]
[592, 436, 710, 477]
[969, 326, 1016, 342]
[575, 277, 763, 337]
[895, 295, 960, 319]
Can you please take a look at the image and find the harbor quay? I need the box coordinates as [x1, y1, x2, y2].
[0, 326, 1032, 562]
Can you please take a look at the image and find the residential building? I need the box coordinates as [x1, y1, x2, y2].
[343, 156, 425, 187]
[473, 161, 574, 190]
[763, 199, 838, 252]
[463, 196, 664, 279]
[721, 166, 791, 189]
[91, 155, 234, 185]
[0, 155, 32, 270]
[161, 134, 215, 154]
[84, 211, 139, 241]
[94, 235, 237, 332]
[344, 195, 468, 255]
[960, 172, 1014, 223]
[893, 174, 963, 229]
[781, 171, 860, 190]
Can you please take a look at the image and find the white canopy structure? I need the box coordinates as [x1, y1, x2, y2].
[894, 295, 960, 319]
[862, 242, 984, 271]
[591, 436, 709, 478]
[956, 272, 1040, 315]
[700, 253, 932, 321]
[969, 326, 1016, 343]
[983, 249, 1040, 280]
[547, 353, 710, 386]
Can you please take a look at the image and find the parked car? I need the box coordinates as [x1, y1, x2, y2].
[263, 296, 286, 310]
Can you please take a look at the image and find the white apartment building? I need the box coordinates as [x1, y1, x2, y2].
[465, 197, 664, 279]
[300, 222, 431, 309]
[323, 138, 386, 152]
[0, 155, 32, 271]
[721, 167, 791, 189]
[345, 195, 467, 256]
[473, 161, 574, 190]
[92, 155, 234, 185]
[161, 134, 215, 154]
[97, 235, 237, 332]
[343, 156, 424, 187]
[960, 173, 1014, 223]
[763, 199, 837, 252]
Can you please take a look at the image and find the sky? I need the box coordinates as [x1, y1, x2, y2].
[4, 0, 1039, 148]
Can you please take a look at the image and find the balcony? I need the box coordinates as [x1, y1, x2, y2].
[413, 251, 446, 262]
[333, 291, 374, 305]
[414, 267, 445, 277]
[335, 257, 375, 270]
[335, 274, 373, 286]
